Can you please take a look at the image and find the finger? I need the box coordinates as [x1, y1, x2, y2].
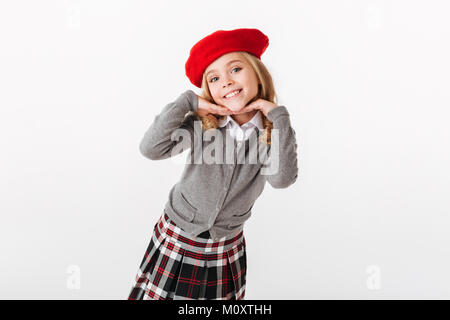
[211, 105, 232, 115]
[213, 107, 233, 116]
[242, 100, 259, 111]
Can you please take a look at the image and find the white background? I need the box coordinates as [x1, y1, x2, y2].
[1, 0, 449, 299]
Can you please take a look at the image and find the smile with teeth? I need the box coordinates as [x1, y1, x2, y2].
[224, 89, 242, 99]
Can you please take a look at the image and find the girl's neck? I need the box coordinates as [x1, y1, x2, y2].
[231, 109, 258, 126]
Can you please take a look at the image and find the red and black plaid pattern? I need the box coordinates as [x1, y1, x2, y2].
[128, 211, 247, 300]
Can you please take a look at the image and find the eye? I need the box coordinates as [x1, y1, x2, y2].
[209, 67, 242, 83]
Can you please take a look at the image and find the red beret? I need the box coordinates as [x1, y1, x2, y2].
[185, 28, 269, 88]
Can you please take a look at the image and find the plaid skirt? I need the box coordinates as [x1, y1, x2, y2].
[128, 211, 247, 300]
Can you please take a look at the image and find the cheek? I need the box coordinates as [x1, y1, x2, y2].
[209, 86, 221, 100]
[240, 73, 256, 88]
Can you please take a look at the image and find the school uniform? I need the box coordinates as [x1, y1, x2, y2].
[128, 90, 298, 300]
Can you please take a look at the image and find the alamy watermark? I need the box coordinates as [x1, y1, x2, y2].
[366, 264, 381, 290]
[169, 120, 280, 175]
[66, 265, 81, 290]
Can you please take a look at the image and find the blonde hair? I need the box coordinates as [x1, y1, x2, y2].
[194, 51, 277, 145]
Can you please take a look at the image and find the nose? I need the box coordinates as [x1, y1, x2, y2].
[222, 76, 233, 88]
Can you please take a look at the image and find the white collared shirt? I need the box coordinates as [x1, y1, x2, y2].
[217, 110, 264, 142]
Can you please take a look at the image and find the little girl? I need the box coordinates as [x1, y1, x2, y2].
[128, 28, 298, 300]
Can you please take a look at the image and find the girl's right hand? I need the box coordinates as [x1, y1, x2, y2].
[196, 96, 234, 117]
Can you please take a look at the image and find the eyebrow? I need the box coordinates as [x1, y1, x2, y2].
[205, 59, 243, 78]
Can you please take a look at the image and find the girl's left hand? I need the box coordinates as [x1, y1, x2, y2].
[234, 99, 278, 117]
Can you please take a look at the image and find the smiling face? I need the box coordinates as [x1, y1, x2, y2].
[204, 52, 260, 112]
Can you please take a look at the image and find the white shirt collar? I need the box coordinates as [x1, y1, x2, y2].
[218, 110, 264, 132]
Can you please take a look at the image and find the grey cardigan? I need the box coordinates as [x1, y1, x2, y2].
[140, 90, 298, 241]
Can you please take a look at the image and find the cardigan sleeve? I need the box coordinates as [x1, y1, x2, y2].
[139, 90, 199, 160]
[264, 105, 299, 188]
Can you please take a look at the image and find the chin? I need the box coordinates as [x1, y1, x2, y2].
[224, 104, 244, 112]
[221, 98, 249, 112]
